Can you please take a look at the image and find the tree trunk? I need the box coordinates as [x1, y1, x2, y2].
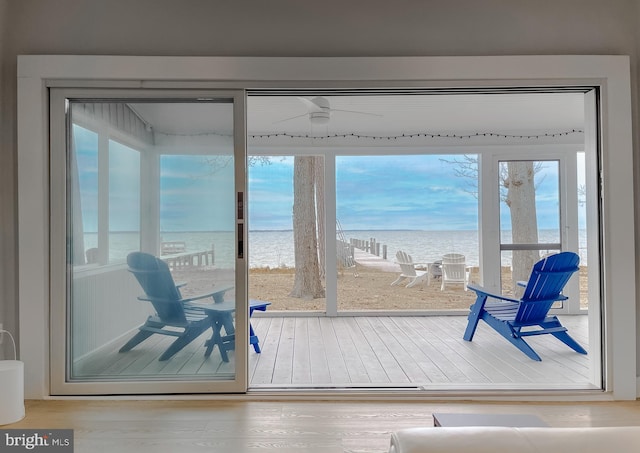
[290, 156, 325, 299]
[504, 161, 540, 293]
[314, 156, 326, 279]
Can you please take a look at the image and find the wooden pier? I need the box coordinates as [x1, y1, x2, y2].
[350, 237, 388, 260]
[161, 242, 215, 268]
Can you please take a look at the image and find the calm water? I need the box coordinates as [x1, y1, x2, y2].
[84, 229, 587, 268]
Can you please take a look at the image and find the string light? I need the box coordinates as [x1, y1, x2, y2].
[154, 131, 231, 138]
[248, 129, 583, 140]
[155, 129, 583, 141]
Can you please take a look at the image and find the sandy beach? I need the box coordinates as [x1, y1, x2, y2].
[248, 264, 479, 311]
[173, 262, 589, 312]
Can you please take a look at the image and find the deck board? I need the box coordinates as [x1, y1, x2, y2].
[73, 314, 593, 390]
[351, 318, 395, 383]
[292, 318, 312, 384]
[396, 317, 470, 383]
[368, 317, 429, 383]
[426, 316, 529, 383]
[307, 317, 332, 384]
[445, 316, 590, 384]
[272, 317, 296, 384]
[318, 317, 351, 384]
[332, 317, 371, 383]
[250, 317, 279, 384]
[390, 317, 456, 383]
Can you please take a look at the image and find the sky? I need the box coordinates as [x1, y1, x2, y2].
[248, 155, 569, 232]
[248, 155, 481, 231]
[336, 155, 478, 231]
[74, 125, 578, 233]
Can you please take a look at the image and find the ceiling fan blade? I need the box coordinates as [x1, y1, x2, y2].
[274, 97, 381, 125]
[272, 112, 309, 124]
[331, 108, 383, 117]
[298, 96, 325, 112]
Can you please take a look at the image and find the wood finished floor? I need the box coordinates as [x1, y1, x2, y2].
[74, 315, 592, 389]
[6, 400, 640, 453]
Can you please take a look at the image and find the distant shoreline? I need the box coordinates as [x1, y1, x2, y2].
[98, 228, 567, 234]
[85, 229, 588, 268]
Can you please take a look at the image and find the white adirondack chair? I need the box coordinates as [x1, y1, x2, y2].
[440, 253, 470, 291]
[391, 250, 429, 288]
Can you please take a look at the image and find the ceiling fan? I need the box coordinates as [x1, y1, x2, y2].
[274, 96, 382, 126]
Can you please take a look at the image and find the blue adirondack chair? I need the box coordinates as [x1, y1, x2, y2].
[463, 251, 587, 361]
[120, 252, 233, 361]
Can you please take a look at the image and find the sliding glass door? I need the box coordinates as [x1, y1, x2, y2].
[49, 88, 602, 394]
[50, 90, 248, 394]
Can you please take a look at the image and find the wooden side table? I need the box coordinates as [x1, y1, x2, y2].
[201, 299, 271, 362]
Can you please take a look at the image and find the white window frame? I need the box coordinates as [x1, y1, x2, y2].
[17, 55, 635, 400]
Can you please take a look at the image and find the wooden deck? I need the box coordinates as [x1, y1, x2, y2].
[74, 314, 594, 391]
[250, 314, 592, 389]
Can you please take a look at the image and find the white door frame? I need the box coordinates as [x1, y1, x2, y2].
[17, 55, 635, 399]
[484, 149, 581, 314]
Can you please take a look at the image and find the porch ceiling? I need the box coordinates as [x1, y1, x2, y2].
[247, 92, 586, 136]
[129, 92, 585, 139]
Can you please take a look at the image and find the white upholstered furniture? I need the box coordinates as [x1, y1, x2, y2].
[389, 426, 640, 453]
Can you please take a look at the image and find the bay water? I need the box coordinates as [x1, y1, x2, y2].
[84, 229, 587, 268]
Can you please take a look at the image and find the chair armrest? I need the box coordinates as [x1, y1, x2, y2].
[394, 261, 427, 265]
[250, 299, 271, 311]
[466, 283, 520, 304]
[191, 299, 271, 314]
[137, 295, 175, 303]
[182, 285, 234, 304]
[136, 286, 233, 306]
[189, 300, 236, 313]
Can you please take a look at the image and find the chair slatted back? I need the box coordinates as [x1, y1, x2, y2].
[396, 250, 418, 277]
[441, 253, 466, 281]
[127, 252, 186, 324]
[516, 252, 580, 323]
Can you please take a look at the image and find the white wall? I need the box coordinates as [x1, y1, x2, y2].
[3, 0, 638, 57]
[634, 2, 640, 394]
[0, 0, 16, 360]
[2, 0, 640, 382]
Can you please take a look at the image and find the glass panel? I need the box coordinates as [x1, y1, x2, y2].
[499, 160, 561, 294]
[109, 140, 140, 264]
[577, 152, 589, 309]
[71, 125, 98, 264]
[335, 154, 478, 311]
[499, 160, 560, 246]
[68, 100, 237, 382]
[159, 153, 236, 304]
[247, 155, 326, 312]
[499, 250, 516, 296]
